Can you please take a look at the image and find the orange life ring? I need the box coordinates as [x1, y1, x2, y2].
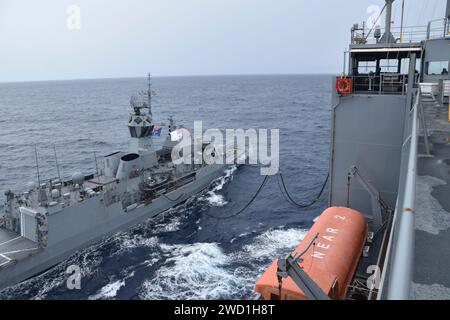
[336, 77, 352, 95]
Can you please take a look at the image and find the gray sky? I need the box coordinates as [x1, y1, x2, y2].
[0, 0, 447, 82]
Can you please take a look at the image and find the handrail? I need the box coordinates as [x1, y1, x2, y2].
[350, 74, 418, 95]
[352, 19, 449, 44]
[379, 89, 420, 300]
[427, 18, 450, 39]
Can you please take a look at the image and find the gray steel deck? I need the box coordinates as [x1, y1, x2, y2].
[411, 97, 450, 299]
[0, 229, 40, 269]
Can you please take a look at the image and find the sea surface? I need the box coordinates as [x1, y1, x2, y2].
[0, 75, 331, 300]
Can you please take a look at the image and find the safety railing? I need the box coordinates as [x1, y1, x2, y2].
[427, 18, 450, 40]
[351, 74, 419, 95]
[377, 89, 420, 300]
[351, 19, 449, 45]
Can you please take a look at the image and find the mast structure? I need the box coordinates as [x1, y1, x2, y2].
[447, 0, 450, 19]
[53, 145, 61, 182]
[400, 0, 405, 43]
[381, 0, 395, 43]
[34, 145, 41, 186]
[147, 73, 153, 118]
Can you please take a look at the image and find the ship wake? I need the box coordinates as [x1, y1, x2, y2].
[138, 227, 307, 300]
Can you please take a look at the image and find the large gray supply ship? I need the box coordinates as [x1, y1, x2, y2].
[255, 0, 450, 300]
[0, 75, 242, 291]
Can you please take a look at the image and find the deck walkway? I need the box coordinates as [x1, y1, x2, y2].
[0, 228, 39, 269]
[411, 95, 450, 299]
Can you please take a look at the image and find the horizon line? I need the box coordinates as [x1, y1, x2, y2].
[0, 72, 337, 85]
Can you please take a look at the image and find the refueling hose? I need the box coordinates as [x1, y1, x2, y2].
[277, 172, 329, 209]
[202, 171, 329, 220]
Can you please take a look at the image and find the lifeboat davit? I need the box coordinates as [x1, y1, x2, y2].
[255, 207, 368, 300]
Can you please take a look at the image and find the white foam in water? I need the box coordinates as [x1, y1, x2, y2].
[204, 191, 228, 207]
[89, 265, 136, 300]
[239, 228, 308, 261]
[36, 247, 105, 299]
[231, 228, 309, 299]
[197, 165, 237, 207]
[230, 232, 252, 244]
[89, 279, 126, 300]
[213, 165, 237, 192]
[153, 216, 182, 233]
[112, 234, 159, 256]
[139, 242, 243, 300]
[142, 257, 160, 267]
[0, 244, 105, 300]
[138, 227, 309, 300]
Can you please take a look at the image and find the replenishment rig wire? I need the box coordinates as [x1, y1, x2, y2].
[277, 172, 329, 209]
[202, 171, 329, 220]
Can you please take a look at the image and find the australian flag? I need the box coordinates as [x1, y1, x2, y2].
[152, 125, 162, 137]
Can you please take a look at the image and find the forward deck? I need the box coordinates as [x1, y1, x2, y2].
[0, 228, 40, 269]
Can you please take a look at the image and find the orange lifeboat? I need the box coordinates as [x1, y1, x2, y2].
[255, 207, 368, 300]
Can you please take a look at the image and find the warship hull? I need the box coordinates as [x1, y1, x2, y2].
[0, 164, 227, 291]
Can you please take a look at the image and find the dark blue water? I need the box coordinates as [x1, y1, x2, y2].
[0, 75, 330, 300]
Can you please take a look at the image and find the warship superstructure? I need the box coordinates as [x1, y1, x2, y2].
[0, 75, 241, 291]
[256, 0, 450, 300]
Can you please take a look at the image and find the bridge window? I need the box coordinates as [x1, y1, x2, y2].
[358, 61, 376, 74]
[379, 59, 398, 73]
[426, 61, 449, 75]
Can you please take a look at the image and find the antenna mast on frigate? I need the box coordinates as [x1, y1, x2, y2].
[147, 73, 153, 118]
[34, 145, 41, 186]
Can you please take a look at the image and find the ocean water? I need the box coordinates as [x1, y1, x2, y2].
[0, 75, 331, 300]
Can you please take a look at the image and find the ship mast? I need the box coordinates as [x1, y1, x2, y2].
[447, 0, 450, 19]
[147, 73, 153, 118]
[381, 0, 395, 43]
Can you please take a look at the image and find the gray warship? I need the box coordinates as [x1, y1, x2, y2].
[0, 75, 241, 291]
[256, 0, 450, 300]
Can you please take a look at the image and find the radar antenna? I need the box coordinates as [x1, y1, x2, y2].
[129, 73, 156, 117]
[130, 91, 149, 115]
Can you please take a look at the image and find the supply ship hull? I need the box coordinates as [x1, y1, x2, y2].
[255, 0, 450, 300]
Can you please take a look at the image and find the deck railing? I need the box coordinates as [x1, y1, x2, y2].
[351, 19, 449, 45]
[377, 89, 420, 300]
[351, 74, 419, 95]
[427, 18, 450, 40]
